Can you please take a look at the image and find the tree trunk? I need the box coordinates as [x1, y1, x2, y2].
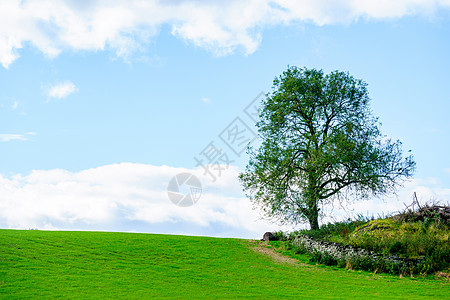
[306, 197, 320, 230]
[306, 174, 320, 230]
[309, 214, 319, 230]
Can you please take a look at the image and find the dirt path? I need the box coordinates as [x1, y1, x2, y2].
[249, 240, 306, 266]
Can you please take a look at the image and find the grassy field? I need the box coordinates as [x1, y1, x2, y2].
[0, 230, 449, 299]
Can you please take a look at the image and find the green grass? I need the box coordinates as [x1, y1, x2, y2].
[1, 230, 449, 299]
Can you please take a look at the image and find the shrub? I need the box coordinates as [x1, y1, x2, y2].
[291, 242, 308, 255]
[280, 210, 449, 275]
[272, 231, 289, 241]
[309, 251, 338, 266]
[349, 218, 450, 272]
[293, 217, 371, 243]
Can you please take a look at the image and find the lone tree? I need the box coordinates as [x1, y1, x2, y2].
[239, 67, 415, 230]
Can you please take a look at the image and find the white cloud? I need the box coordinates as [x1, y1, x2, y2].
[0, 163, 290, 238]
[0, 162, 448, 237]
[0, 132, 36, 142]
[45, 81, 78, 101]
[274, 0, 449, 25]
[1, 0, 449, 68]
[0, 134, 28, 142]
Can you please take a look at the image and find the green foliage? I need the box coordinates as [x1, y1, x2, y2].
[291, 216, 371, 243]
[309, 251, 338, 266]
[287, 215, 450, 275]
[240, 66, 415, 230]
[272, 230, 289, 241]
[349, 219, 450, 273]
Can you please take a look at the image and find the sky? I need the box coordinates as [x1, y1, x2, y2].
[1, 0, 450, 239]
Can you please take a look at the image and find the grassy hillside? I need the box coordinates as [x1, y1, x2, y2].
[281, 205, 450, 275]
[1, 230, 449, 299]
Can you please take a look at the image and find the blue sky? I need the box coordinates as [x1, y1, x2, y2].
[1, 0, 449, 238]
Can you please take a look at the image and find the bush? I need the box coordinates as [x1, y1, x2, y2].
[309, 251, 338, 266]
[288, 217, 449, 275]
[349, 218, 450, 273]
[292, 217, 371, 243]
[275, 210, 449, 275]
[290, 242, 308, 255]
[272, 231, 289, 241]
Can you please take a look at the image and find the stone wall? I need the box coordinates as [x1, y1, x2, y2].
[293, 235, 424, 272]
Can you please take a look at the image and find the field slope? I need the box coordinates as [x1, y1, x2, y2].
[0, 230, 449, 299]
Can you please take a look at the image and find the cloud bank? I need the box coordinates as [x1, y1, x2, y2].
[1, 0, 450, 68]
[0, 163, 290, 238]
[0, 162, 448, 238]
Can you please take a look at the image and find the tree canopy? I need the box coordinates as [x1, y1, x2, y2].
[239, 67, 415, 230]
